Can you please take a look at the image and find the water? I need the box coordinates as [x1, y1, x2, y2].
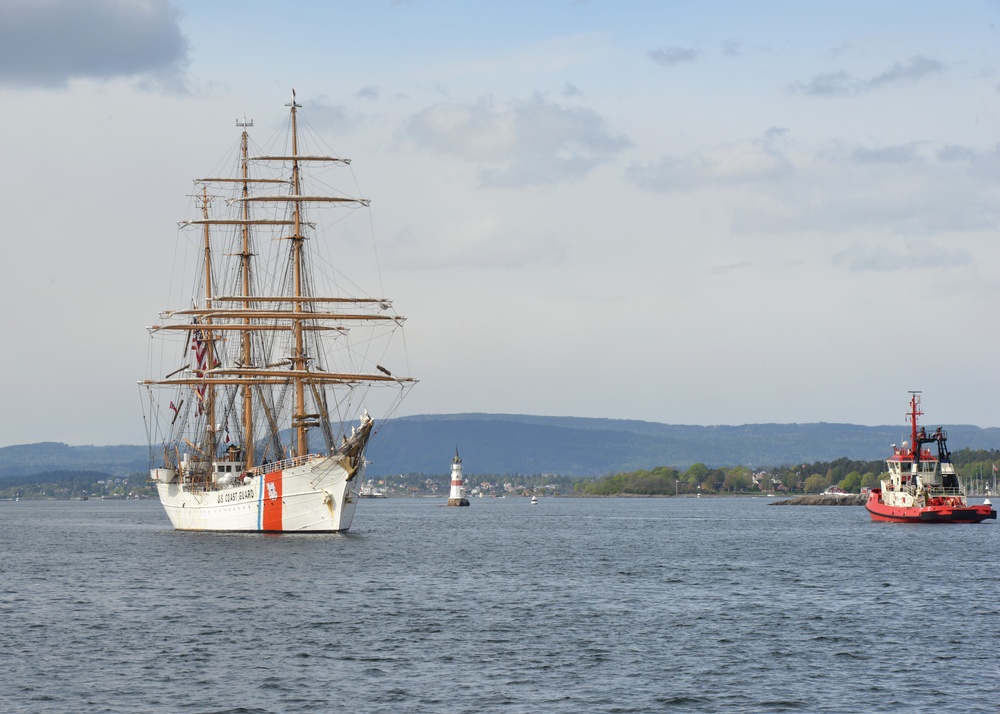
[1, 497, 998, 713]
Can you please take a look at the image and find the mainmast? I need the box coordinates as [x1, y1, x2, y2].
[237, 116, 255, 467]
[288, 91, 309, 458]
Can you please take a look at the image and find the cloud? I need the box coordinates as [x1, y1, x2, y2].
[562, 82, 582, 98]
[0, 0, 189, 89]
[792, 55, 944, 96]
[383, 214, 567, 272]
[356, 86, 380, 100]
[711, 261, 754, 274]
[722, 39, 744, 57]
[794, 71, 858, 97]
[869, 55, 944, 87]
[831, 239, 972, 272]
[300, 99, 354, 134]
[648, 46, 701, 66]
[731, 141, 1000, 236]
[627, 127, 793, 192]
[407, 94, 631, 187]
[850, 143, 924, 164]
[631, 131, 1000, 239]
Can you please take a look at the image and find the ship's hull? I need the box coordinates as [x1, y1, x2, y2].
[865, 490, 996, 524]
[153, 455, 364, 532]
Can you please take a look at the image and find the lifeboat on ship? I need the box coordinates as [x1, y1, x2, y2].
[866, 393, 996, 524]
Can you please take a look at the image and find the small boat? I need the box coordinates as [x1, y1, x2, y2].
[530, 496, 538, 505]
[865, 393, 997, 524]
[359, 481, 387, 499]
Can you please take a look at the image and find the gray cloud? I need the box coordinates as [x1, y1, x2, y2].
[792, 55, 944, 97]
[850, 144, 924, 164]
[869, 55, 944, 87]
[299, 97, 358, 134]
[0, 0, 188, 89]
[356, 86, 380, 100]
[794, 71, 858, 97]
[627, 127, 794, 192]
[966, 143, 1000, 182]
[731, 141, 1000, 237]
[562, 82, 582, 98]
[711, 261, 754, 274]
[722, 39, 744, 57]
[831, 239, 972, 272]
[407, 94, 631, 187]
[649, 46, 701, 66]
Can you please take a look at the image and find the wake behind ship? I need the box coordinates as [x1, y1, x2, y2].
[140, 92, 416, 532]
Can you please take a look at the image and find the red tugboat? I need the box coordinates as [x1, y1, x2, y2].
[866, 393, 996, 523]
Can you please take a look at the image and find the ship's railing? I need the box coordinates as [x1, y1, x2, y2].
[248, 453, 323, 476]
[885, 483, 964, 499]
[923, 486, 964, 497]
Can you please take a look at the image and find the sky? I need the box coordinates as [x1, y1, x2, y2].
[1, 0, 1000, 447]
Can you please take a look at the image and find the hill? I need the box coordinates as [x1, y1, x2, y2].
[4, 414, 1000, 480]
[0, 442, 148, 480]
[365, 414, 1000, 477]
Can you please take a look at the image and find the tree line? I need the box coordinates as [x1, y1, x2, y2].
[5, 448, 998, 499]
[574, 449, 1000, 496]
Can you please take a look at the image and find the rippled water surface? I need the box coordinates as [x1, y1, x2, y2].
[2, 497, 998, 713]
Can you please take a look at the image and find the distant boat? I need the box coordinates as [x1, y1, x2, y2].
[530, 496, 538, 505]
[865, 393, 997, 524]
[359, 481, 387, 499]
[140, 92, 416, 532]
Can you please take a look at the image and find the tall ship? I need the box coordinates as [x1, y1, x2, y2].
[140, 92, 416, 532]
[866, 393, 996, 524]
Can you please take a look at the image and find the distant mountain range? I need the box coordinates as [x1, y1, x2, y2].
[3, 413, 1000, 480]
[366, 414, 1000, 476]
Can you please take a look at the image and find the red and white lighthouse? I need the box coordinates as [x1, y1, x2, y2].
[447, 448, 470, 507]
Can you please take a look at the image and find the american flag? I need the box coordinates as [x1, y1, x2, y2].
[191, 327, 208, 372]
[190, 322, 217, 415]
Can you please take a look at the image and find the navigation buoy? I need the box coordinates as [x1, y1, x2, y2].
[447, 449, 470, 507]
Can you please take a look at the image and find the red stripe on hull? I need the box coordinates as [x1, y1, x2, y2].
[263, 470, 283, 531]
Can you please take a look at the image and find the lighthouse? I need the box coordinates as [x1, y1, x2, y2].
[447, 448, 470, 506]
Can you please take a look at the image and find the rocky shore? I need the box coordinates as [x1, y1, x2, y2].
[769, 494, 867, 506]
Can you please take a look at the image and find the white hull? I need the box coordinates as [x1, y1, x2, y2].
[153, 455, 364, 532]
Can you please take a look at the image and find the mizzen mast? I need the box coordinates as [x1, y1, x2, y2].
[199, 185, 217, 463]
